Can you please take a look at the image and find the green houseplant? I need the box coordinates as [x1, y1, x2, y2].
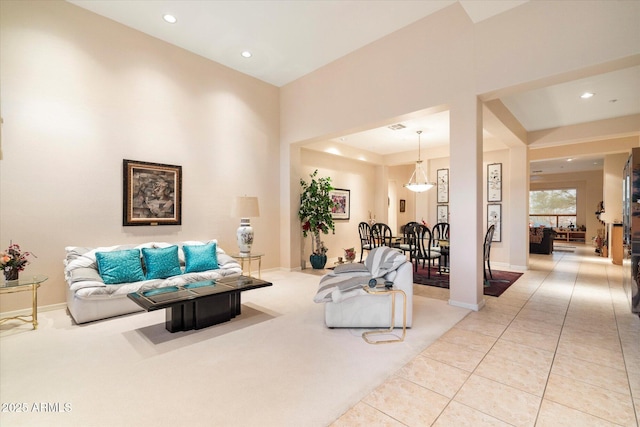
[298, 170, 337, 269]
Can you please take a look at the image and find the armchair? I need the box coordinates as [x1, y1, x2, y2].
[315, 247, 413, 328]
[529, 227, 556, 254]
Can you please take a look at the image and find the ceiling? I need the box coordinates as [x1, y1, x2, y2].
[67, 0, 640, 175]
[67, 0, 528, 87]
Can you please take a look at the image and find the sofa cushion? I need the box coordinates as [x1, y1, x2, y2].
[183, 242, 219, 273]
[142, 246, 182, 280]
[69, 267, 104, 284]
[95, 249, 145, 285]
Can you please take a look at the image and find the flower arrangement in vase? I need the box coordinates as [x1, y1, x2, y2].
[1, 242, 36, 282]
[344, 247, 356, 263]
[298, 170, 337, 269]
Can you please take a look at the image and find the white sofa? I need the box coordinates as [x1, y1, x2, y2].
[64, 240, 242, 324]
[315, 247, 413, 328]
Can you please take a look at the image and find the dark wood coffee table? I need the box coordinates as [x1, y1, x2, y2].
[127, 275, 272, 332]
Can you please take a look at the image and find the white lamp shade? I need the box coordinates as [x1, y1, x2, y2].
[232, 196, 260, 218]
[404, 161, 434, 193]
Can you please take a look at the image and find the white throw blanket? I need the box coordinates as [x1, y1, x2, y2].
[314, 247, 406, 303]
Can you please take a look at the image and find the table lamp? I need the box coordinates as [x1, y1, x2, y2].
[232, 196, 260, 253]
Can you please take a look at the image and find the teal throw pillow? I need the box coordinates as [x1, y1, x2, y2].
[95, 249, 145, 285]
[142, 246, 182, 280]
[183, 243, 219, 273]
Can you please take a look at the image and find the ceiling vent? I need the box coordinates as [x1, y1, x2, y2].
[387, 123, 406, 130]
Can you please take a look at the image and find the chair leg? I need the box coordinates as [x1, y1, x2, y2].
[360, 250, 364, 263]
[487, 259, 493, 279]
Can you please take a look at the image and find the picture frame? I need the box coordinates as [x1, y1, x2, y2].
[487, 163, 502, 202]
[123, 159, 182, 226]
[399, 199, 406, 213]
[437, 168, 449, 203]
[487, 204, 502, 242]
[437, 205, 448, 224]
[330, 188, 350, 220]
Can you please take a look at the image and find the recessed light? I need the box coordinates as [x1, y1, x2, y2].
[241, 51, 252, 58]
[567, 158, 573, 162]
[163, 14, 177, 24]
[580, 92, 595, 99]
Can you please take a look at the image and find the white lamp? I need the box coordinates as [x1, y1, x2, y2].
[232, 196, 260, 253]
[404, 130, 435, 193]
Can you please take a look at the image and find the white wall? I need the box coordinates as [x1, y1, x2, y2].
[299, 149, 376, 264]
[280, 1, 639, 257]
[0, 1, 281, 311]
[603, 153, 630, 224]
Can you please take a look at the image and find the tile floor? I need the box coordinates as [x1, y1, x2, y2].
[331, 244, 640, 426]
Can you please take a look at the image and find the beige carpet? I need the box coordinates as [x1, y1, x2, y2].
[0, 270, 470, 427]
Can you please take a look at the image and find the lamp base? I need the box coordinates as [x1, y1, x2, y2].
[237, 218, 254, 253]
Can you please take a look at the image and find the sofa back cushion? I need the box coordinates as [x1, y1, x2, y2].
[95, 249, 145, 285]
[183, 242, 219, 273]
[142, 246, 182, 280]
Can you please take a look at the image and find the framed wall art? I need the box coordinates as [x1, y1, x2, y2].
[487, 163, 502, 202]
[123, 159, 182, 226]
[437, 205, 449, 224]
[487, 203, 502, 242]
[399, 199, 406, 213]
[437, 168, 449, 203]
[330, 188, 350, 220]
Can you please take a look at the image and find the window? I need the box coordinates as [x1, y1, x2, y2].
[529, 189, 576, 228]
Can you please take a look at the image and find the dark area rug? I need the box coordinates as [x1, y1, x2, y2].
[413, 266, 523, 297]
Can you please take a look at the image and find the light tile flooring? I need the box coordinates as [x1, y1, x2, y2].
[331, 244, 640, 426]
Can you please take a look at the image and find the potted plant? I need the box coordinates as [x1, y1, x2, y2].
[298, 170, 337, 269]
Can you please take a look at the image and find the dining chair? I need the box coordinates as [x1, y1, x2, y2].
[412, 224, 442, 278]
[370, 223, 393, 248]
[398, 222, 417, 257]
[483, 224, 496, 285]
[430, 222, 450, 257]
[358, 222, 372, 262]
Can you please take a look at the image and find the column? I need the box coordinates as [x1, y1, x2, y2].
[449, 95, 484, 311]
[509, 145, 529, 270]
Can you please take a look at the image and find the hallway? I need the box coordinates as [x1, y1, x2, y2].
[333, 244, 640, 426]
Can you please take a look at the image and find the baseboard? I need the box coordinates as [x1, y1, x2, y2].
[508, 264, 528, 272]
[449, 298, 486, 312]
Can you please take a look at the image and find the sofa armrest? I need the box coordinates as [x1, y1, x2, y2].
[386, 262, 413, 296]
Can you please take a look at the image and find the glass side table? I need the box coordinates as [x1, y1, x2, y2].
[229, 253, 264, 279]
[361, 285, 407, 344]
[0, 275, 48, 330]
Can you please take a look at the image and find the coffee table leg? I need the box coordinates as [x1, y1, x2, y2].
[165, 302, 195, 332]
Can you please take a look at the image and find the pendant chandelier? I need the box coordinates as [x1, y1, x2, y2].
[404, 130, 435, 193]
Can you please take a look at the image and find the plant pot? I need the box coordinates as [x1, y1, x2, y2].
[4, 268, 19, 282]
[309, 254, 327, 269]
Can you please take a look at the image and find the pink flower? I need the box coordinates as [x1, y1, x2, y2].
[1, 243, 36, 272]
